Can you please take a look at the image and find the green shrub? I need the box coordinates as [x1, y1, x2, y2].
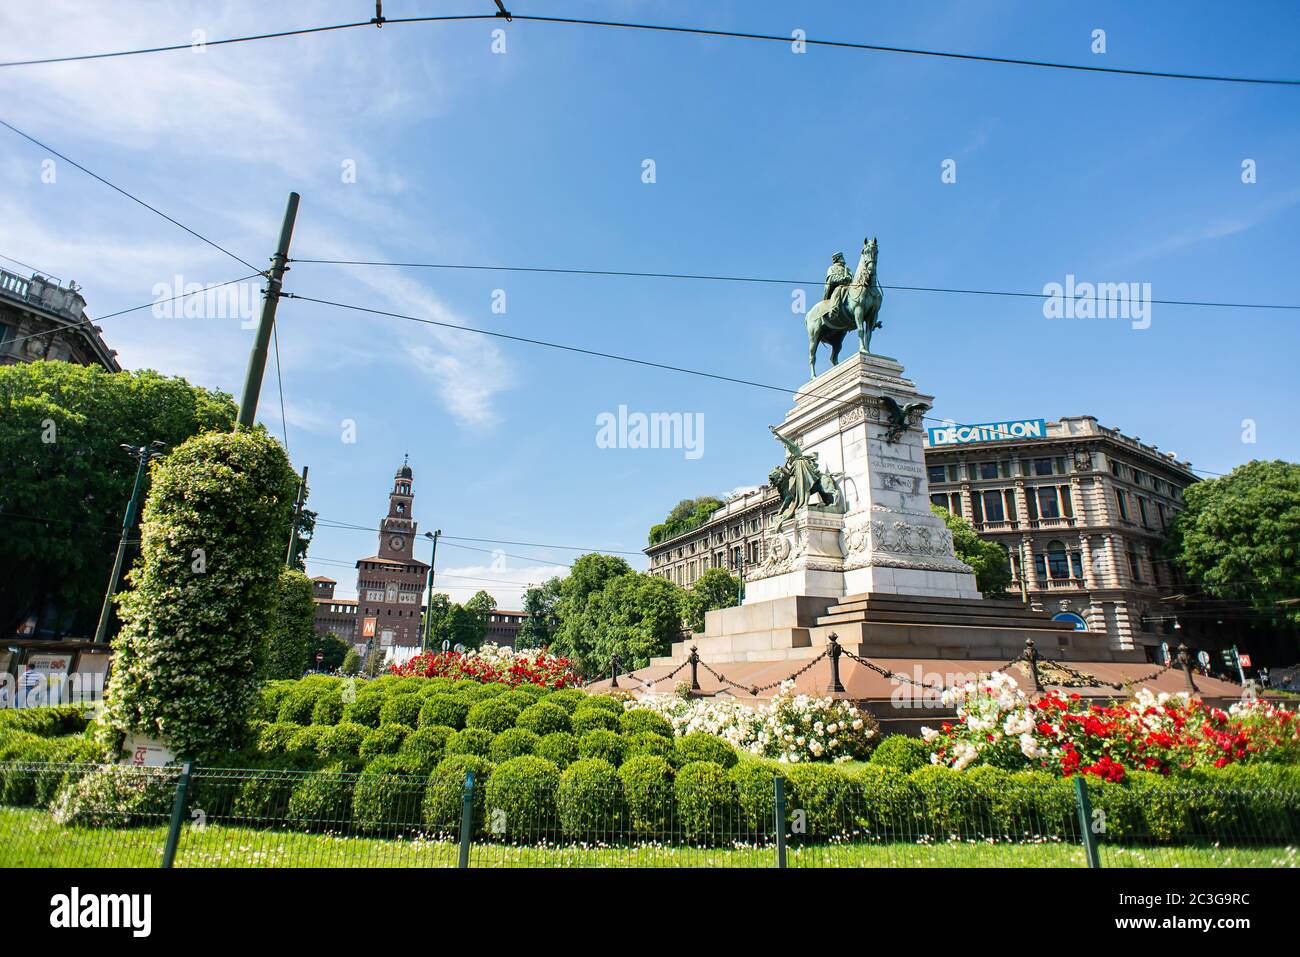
[483, 756, 560, 839]
[310, 690, 345, 726]
[277, 688, 319, 725]
[342, 690, 386, 728]
[460, 682, 510, 703]
[318, 722, 368, 760]
[419, 678, 456, 695]
[424, 754, 493, 833]
[849, 763, 919, 836]
[624, 731, 675, 763]
[869, 734, 932, 773]
[727, 760, 783, 835]
[578, 729, 627, 767]
[352, 756, 424, 833]
[465, 698, 522, 734]
[490, 727, 541, 763]
[556, 758, 624, 838]
[359, 724, 412, 760]
[1127, 771, 1194, 842]
[619, 755, 674, 836]
[285, 763, 355, 829]
[545, 688, 587, 713]
[501, 689, 539, 712]
[286, 725, 330, 756]
[256, 682, 295, 722]
[535, 732, 579, 769]
[618, 709, 673, 739]
[257, 721, 301, 754]
[674, 761, 736, 843]
[419, 695, 469, 731]
[516, 702, 572, 736]
[674, 732, 737, 769]
[909, 765, 982, 838]
[574, 695, 623, 717]
[30, 737, 106, 807]
[379, 693, 424, 728]
[785, 763, 855, 839]
[231, 769, 301, 821]
[509, 683, 551, 703]
[401, 725, 454, 764]
[571, 709, 619, 735]
[0, 705, 91, 737]
[50, 765, 177, 828]
[445, 727, 495, 759]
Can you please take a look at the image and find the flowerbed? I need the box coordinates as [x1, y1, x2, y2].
[923, 672, 1299, 779]
[390, 644, 578, 688]
[623, 681, 879, 763]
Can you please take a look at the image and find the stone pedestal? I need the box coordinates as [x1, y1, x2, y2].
[745, 353, 980, 603]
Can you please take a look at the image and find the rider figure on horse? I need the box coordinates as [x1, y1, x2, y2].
[823, 252, 853, 317]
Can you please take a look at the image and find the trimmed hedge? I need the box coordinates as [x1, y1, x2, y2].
[674, 732, 737, 769]
[869, 734, 932, 773]
[490, 727, 541, 763]
[516, 702, 572, 736]
[674, 761, 736, 843]
[419, 695, 469, 731]
[535, 732, 579, 769]
[286, 764, 355, 829]
[574, 695, 623, 717]
[784, 762, 855, 839]
[728, 760, 783, 834]
[379, 694, 423, 728]
[352, 756, 424, 832]
[358, 724, 412, 761]
[556, 758, 624, 838]
[624, 731, 675, 763]
[578, 729, 627, 767]
[445, 727, 495, 760]
[465, 698, 522, 735]
[424, 754, 493, 833]
[545, 688, 587, 713]
[618, 709, 673, 739]
[571, 709, 619, 735]
[342, 691, 386, 728]
[618, 754, 674, 836]
[318, 722, 368, 760]
[483, 756, 559, 839]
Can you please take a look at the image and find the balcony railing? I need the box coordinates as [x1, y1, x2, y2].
[1029, 517, 1076, 529]
[976, 520, 1019, 532]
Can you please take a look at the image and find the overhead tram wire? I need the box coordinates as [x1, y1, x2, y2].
[0, 252, 61, 281]
[312, 517, 641, 559]
[0, 119, 263, 276]
[1, 11, 1296, 86]
[0, 272, 264, 349]
[279, 290, 1248, 476]
[287, 256, 1300, 313]
[271, 322, 290, 456]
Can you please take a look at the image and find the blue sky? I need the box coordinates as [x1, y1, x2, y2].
[2, 1, 1297, 606]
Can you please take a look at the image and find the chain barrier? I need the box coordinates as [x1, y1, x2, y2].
[695, 650, 828, 697]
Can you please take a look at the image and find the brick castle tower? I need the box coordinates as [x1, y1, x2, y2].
[354, 457, 429, 656]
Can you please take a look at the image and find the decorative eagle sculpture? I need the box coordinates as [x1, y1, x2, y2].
[880, 396, 930, 444]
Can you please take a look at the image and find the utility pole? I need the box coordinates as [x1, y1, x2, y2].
[94, 441, 165, 643]
[421, 529, 442, 651]
[284, 465, 309, 567]
[237, 192, 299, 429]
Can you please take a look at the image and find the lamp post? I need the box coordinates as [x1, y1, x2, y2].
[421, 529, 442, 652]
[94, 441, 165, 644]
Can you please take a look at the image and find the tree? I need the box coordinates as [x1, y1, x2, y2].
[340, 648, 361, 676]
[648, 495, 724, 545]
[100, 428, 298, 760]
[551, 553, 633, 662]
[574, 573, 687, 675]
[683, 567, 742, 632]
[1169, 460, 1300, 628]
[263, 568, 316, 679]
[518, 577, 561, 649]
[309, 631, 349, 672]
[931, 505, 1012, 598]
[0, 362, 235, 637]
[287, 506, 316, 572]
[464, 590, 498, 647]
[363, 646, 386, 678]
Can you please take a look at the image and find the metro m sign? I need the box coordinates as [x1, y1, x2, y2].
[361, 617, 377, 638]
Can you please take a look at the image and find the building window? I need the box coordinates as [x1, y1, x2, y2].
[1033, 458, 1053, 476]
[1138, 497, 1150, 527]
[981, 490, 1005, 523]
[1046, 540, 1069, 579]
[928, 465, 946, 485]
[931, 493, 948, 510]
[978, 462, 999, 480]
[1036, 487, 1061, 519]
[1128, 549, 1142, 582]
[1116, 490, 1130, 521]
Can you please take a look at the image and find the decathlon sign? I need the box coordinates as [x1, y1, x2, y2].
[926, 418, 1047, 447]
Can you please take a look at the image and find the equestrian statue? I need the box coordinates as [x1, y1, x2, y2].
[804, 236, 885, 379]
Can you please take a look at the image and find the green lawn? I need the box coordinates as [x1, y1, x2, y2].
[2, 808, 1294, 868]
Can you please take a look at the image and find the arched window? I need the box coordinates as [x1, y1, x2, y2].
[1046, 540, 1069, 579]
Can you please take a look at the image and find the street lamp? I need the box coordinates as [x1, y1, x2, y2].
[421, 529, 442, 652]
[93, 441, 166, 644]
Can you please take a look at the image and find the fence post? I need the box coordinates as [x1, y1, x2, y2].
[457, 770, 476, 868]
[1024, 638, 1043, 696]
[610, 654, 621, 689]
[826, 632, 845, 693]
[1073, 776, 1101, 869]
[688, 645, 700, 692]
[160, 761, 192, 869]
[773, 776, 787, 869]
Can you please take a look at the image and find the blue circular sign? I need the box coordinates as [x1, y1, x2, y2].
[1051, 612, 1088, 631]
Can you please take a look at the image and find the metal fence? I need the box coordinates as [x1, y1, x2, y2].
[0, 762, 1296, 868]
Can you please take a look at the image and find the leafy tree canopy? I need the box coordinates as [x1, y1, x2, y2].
[262, 568, 317, 679]
[0, 362, 236, 636]
[648, 495, 724, 545]
[683, 567, 741, 632]
[931, 505, 1012, 599]
[1168, 460, 1300, 627]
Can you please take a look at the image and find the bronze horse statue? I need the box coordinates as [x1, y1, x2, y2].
[805, 237, 884, 378]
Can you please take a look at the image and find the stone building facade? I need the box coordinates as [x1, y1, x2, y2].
[310, 576, 358, 646]
[352, 462, 429, 657]
[645, 415, 1198, 655]
[484, 610, 526, 648]
[0, 270, 120, 371]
